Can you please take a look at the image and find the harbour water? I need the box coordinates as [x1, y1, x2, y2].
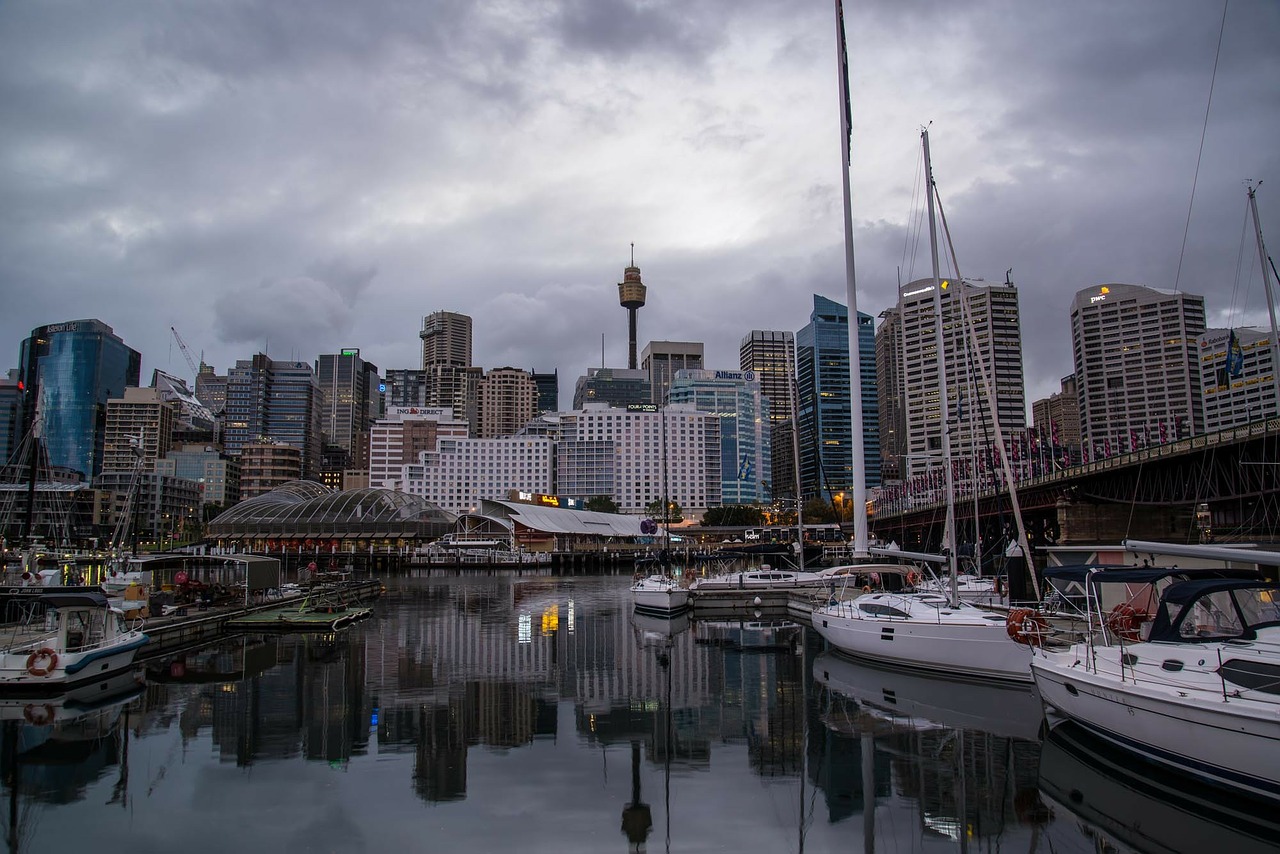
[9, 571, 1275, 853]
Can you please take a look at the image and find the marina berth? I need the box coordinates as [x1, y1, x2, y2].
[1031, 566, 1280, 801]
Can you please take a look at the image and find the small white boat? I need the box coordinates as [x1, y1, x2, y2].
[0, 589, 150, 693]
[1032, 567, 1280, 801]
[689, 565, 827, 592]
[812, 590, 1035, 683]
[631, 574, 691, 615]
[916, 572, 1004, 606]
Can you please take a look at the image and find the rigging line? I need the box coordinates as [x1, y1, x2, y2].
[1172, 0, 1229, 294]
[1228, 195, 1255, 330]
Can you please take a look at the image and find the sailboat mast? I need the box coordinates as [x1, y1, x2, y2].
[921, 129, 958, 603]
[1246, 183, 1280, 408]
[833, 0, 869, 556]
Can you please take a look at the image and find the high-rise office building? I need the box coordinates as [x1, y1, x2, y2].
[739, 330, 796, 501]
[1071, 283, 1205, 454]
[897, 278, 1025, 478]
[239, 441, 303, 499]
[874, 309, 906, 484]
[668, 369, 770, 505]
[795, 295, 879, 504]
[420, 311, 472, 369]
[317, 349, 380, 456]
[384, 369, 429, 408]
[1031, 375, 1081, 451]
[369, 407, 469, 489]
[530, 369, 559, 415]
[151, 369, 217, 444]
[0, 369, 21, 469]
[102, 387, 177, 473]
[155, 444, 241, 507]
[223, 354, 324, 480]
[478, 367, 539, 438]
[642, 341, 703, 406]
[571, 368, 651, 410]
[1198, 327, 1278, 431]
[194, 364, 228, 417]
[18, 319, 141, 481]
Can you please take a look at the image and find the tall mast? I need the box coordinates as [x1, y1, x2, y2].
[834, 0, 868, 556]
[1247, 183, 1280, 408]
[922, 129, 958, 604]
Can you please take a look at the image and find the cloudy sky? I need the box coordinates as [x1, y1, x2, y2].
[2, 0, 1278, 410]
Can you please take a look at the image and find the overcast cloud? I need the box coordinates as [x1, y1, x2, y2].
[2, 0, 1277, 409]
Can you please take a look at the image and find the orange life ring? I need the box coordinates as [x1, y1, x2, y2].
[906, 571, 920, 586]
[25, 647, 58, 677]
[861, 585, 872, 594]
[1006, 608, 1050, 646]
[23, 704, 54, 726]
[1106, 603, 1146, 642]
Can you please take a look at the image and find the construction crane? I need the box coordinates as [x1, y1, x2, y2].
[170, 326, 200, 380]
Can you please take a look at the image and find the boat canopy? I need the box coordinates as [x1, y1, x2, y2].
[1146, 578, 1280, 643]
[1043, 565, 1261, 586]
[4, 590, 110, 609]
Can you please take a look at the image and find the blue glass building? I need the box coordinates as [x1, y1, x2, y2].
[795, 295, 879, 506]
[668, 369, 771, 505]
[18, 320, 142, 481]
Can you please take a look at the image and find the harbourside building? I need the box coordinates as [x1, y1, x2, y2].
[17, 319, 142, 482]
[1198, 327, 1279, 431]
[571, 368, 651, 410]
[93, 470, 202, 548]
[668, 369, 770, 505]
[739, 330, 796, 501]
[1031, 375, 1081, 454]
[238, 441, 303, 500]
[795, 295, 879, 504]
[896, 278, 1025, 479]
[1071, 283, 1205, 456]
[400, 434, 553, 516]
[642, 340, 703, 406]
[555, 403, 721, 516]
[368, 407, 469, 490]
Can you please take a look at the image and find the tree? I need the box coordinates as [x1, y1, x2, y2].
[645, 499, 683, 524]
[802, 497, 836, 524]
[583, 495, 619, 514]
[702, 505, 765, 527]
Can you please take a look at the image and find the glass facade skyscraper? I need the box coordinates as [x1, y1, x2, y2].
[795, 295, 879, 505]
[668, 369, 770, 505]
[18, 319, 141, 481]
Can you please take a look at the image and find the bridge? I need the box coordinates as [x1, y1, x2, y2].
[868, 418, 1280, 555]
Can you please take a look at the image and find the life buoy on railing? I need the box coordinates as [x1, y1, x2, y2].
[1006, 608, 1050, 646]
[25, 647, 58, 677]
[861, 585, 872, 594]
[906, 571, 920, 587]
[1106, 603, 1145, 642]
[23, 703, 54, 726]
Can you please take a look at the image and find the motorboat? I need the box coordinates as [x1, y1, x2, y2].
[688, 565, 827, 592]
[812, 590, 1036, 683]
[916, 572, 1004, 606]
[0, 588, 150, 693]
[1031, 566, 1280, 801]
[630, 573, 691, 615]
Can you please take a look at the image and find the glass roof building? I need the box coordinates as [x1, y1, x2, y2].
[207, 481, 455, 543]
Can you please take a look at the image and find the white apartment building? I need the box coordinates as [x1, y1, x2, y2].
[368, 407, 468, 489]
[556, 403, 721, 515]
[401, 436, 553, 516]
[1198, 327, 1279, 431]
[1071, 283, 1206, 452]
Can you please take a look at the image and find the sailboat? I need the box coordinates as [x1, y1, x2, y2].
[810, 127, 1038, 683]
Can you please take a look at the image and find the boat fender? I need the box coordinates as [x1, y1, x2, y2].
[23, 704, 54, 726]
[25, 647, 58, 677]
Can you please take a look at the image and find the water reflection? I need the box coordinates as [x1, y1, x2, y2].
[0, 572, 1273, 853]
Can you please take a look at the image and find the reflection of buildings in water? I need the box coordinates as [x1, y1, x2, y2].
[147, 633, 368, 767]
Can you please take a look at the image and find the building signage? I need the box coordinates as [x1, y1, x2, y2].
[1090, 285, 1111, 305]
[902, 285, 935, 298]
[40, 322, 80, 335]
[340, 348, 359, 356]
[390, 406, 448, 418]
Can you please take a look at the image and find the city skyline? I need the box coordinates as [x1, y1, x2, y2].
[1, 1, 1278, 410]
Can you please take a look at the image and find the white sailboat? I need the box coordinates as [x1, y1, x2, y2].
[810, 126, 1037, 683]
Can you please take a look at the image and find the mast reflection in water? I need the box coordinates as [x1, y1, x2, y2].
[1, 573, 1272, 853]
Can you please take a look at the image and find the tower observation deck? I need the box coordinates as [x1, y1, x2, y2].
[617, 245, 647, 370]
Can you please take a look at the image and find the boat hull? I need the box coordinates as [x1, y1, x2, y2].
[1032, 650, 1280, 801]
[631, 581, 690, 615]
[0, 632, 150, 695]
[812, 602, 1033, 683]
